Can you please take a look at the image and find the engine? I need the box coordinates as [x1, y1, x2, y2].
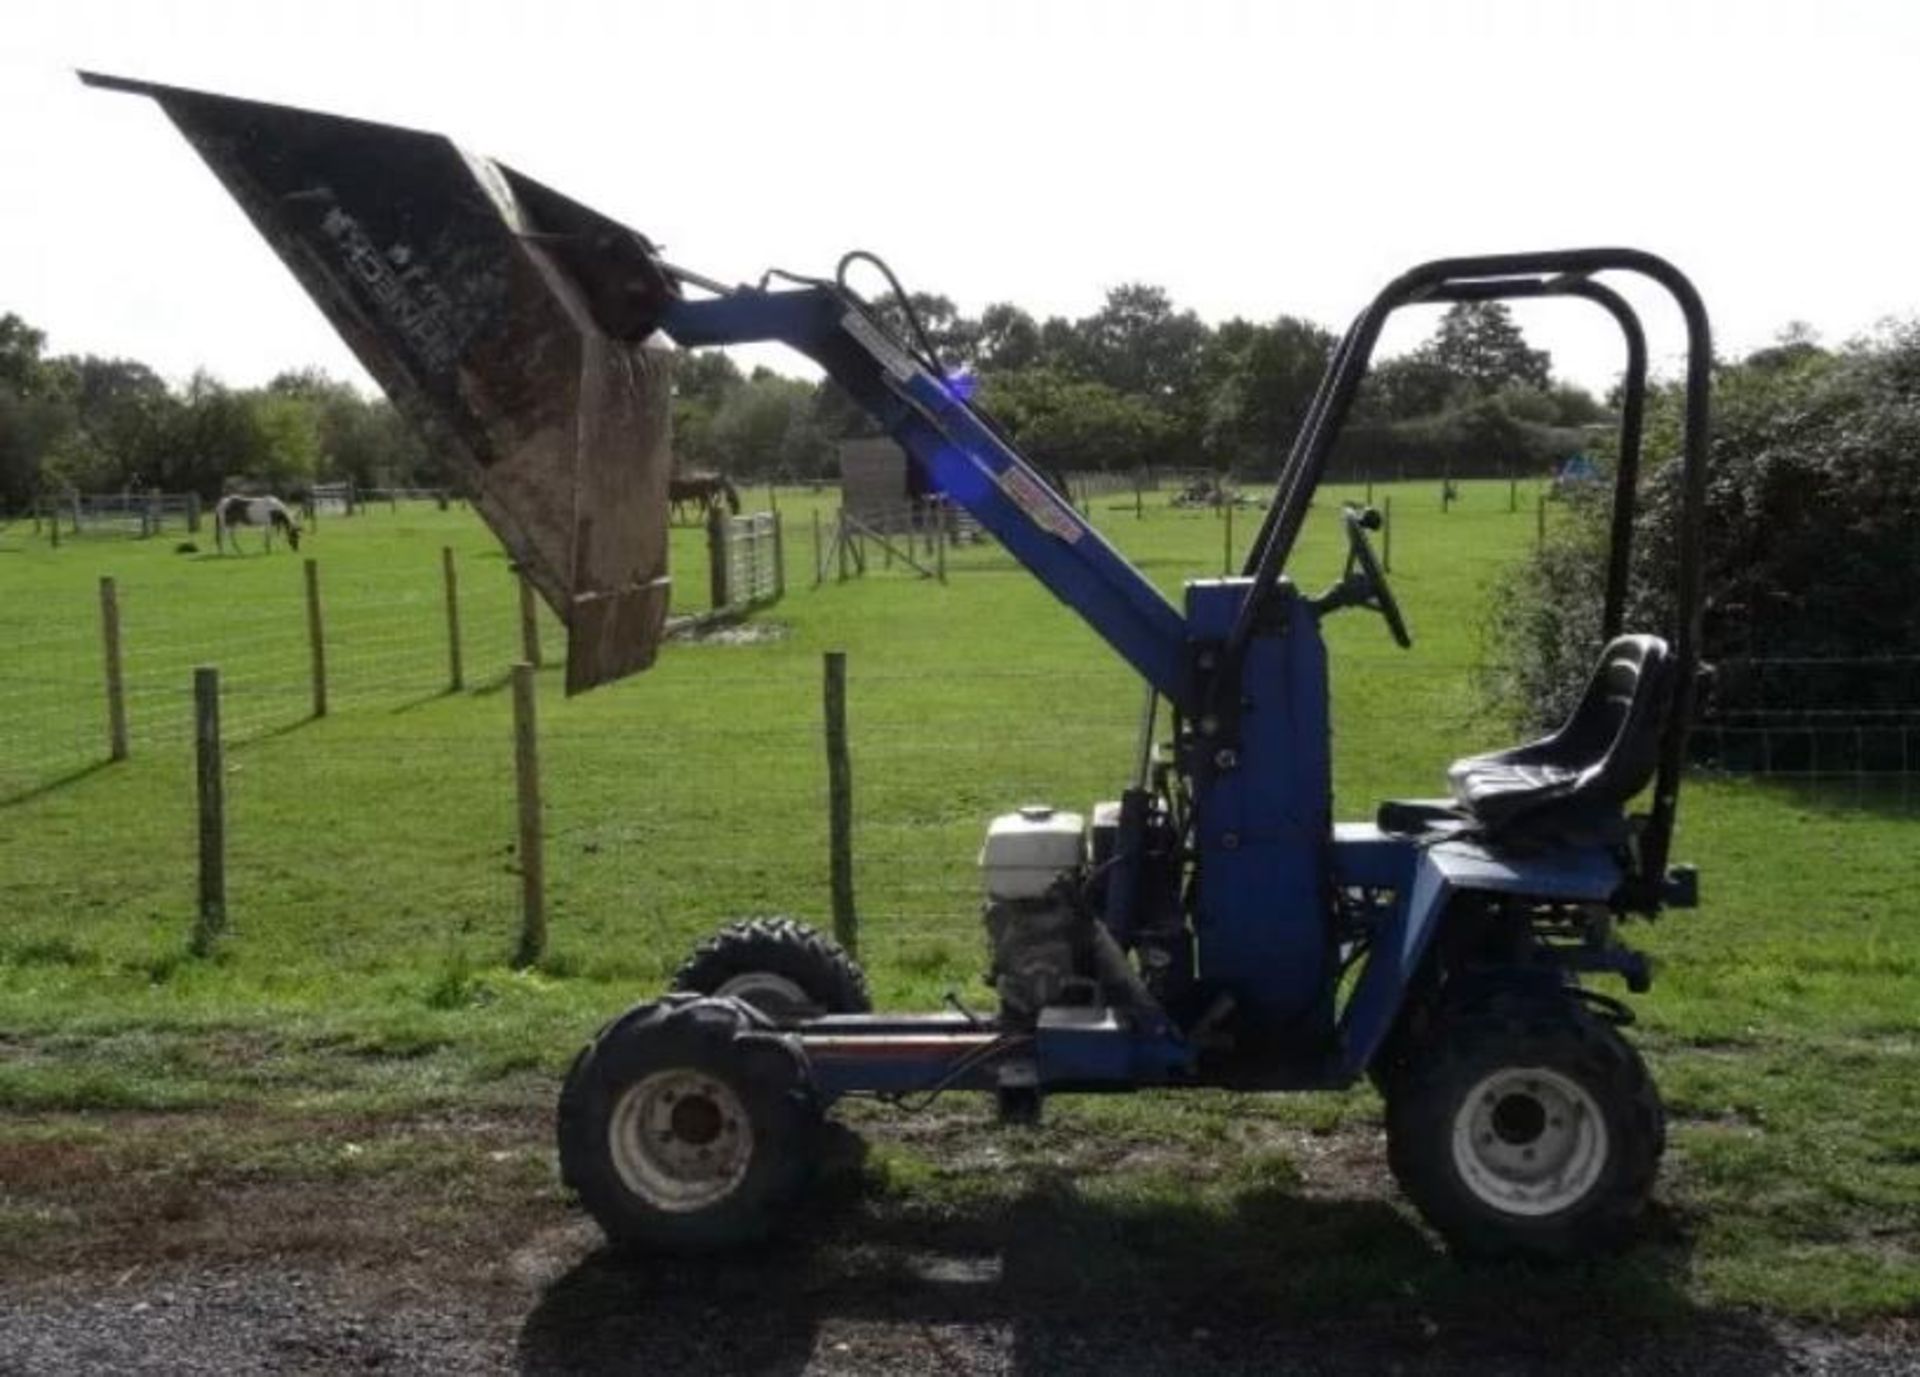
[979, 806, 1094, 1026]
[978, 799, 1191, 1027]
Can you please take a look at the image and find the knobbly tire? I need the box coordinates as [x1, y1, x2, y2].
[1385, 998, 1664, 1259]
[672, 917, 870, 1021]
[557, 994, 821, 1252]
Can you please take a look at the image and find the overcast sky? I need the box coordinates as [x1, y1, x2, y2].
[4, 0, 1915, 396]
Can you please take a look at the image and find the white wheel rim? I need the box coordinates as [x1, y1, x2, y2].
[1450, 1066, 1608, 1217]
[608, 1069, 754, 1212]
[715, 972, 817, 1021]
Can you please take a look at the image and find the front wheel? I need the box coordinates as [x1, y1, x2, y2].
[1385, 1001, 1663, 1259]
[558, 995, 821, 1252]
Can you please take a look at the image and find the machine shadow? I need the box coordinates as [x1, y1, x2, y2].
[517, 1131, 1774, 1376]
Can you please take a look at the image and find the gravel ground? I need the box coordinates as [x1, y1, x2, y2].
[2, 1104, 1915, 1375]
[4, 1253, 1918, 1375]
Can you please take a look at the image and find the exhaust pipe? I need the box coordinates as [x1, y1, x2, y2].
[83, 72, 678, 692]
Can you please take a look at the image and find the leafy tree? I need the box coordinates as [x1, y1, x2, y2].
[1200, 315, 1336, 469]
[270, 369, 429, 490]
[858, 291, 979, 370]
[1540, 382, 1608, 428]
[1423, 301, 1552, 395]
[709, 369, 831, 478]
[977, 367, 1175, 472]
[0, 313, 49, 394]
[1358, 354, 1464, 423]
[973, 302, 1042, 373]
[675, 350, 744, 408]
[1074, 284, 1208, 402]
[670, 350, 751, 468]
[45, 354, 176, 489]
[0, 389, 72, 507]
[152, 372, 320, 496]
[1742, 320, 1824, 375]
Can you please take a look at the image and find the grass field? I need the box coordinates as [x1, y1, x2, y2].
[1, 478, 1916, 1350]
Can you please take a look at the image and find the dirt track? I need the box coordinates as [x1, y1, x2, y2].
[2, 1104, 1915, 1375]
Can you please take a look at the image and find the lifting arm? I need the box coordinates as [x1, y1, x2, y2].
[663, 286, 1196, 709]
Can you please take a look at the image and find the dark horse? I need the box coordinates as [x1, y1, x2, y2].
[669, 473, 741, 522]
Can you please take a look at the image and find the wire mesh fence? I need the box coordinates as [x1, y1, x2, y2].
[6, 482, 1916, 994]
[1694, 654, 1920, 776]
[0, 548, 560, 795]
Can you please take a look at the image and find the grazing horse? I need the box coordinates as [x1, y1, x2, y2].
[668, 473, 741, 522]
[213, 494, 302, 553]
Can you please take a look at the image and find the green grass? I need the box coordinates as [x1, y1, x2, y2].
[2, 478, 1917, 1321]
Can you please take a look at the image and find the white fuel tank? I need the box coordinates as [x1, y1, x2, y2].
[980, 805, 1085, 901]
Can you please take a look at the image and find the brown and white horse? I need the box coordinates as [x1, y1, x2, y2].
[214, 494, 302, 553]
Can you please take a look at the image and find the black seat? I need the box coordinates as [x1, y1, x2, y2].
[1380, 634, 1675, 844]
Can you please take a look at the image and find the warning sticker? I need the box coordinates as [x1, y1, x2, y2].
[840, 310, 921, 382]
[996, 465, 1085, 544]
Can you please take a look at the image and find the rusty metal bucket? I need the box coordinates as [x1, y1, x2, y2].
[83, 72, 677, 693]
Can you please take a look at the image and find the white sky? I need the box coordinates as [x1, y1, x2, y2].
[4, 0, 1916, 396]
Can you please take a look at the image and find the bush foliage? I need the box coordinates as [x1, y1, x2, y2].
[1485, 326, 1920, 743]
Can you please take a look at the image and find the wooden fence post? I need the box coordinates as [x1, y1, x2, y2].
[1509, 474, 1518, 513]
[442, 546, 464, 692]
[518, 569, 543, 668]
[98, 576, 128, 762]
[1537, 494, 1547, 550]
[1223, 501, 1234, 574]
[49, 508, 60, 549]
[836, 510, 850, 583]
[192, 666, 225, 956]
[772, 511, 787, 600]
[303, 558, 328, 718]
[187, 491, 201, 533]
[511, 662, 546, 968]
[707, 502, 731, 610]
[812, 509, 824, 588]
[1135, 470, 1144, 519]
[1383, 495, 1394, 574]
[935, 520, 947, 584]
[823, 651, 857, 958]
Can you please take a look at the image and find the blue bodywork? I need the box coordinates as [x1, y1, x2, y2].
[661, 283, 1638, 1095]
[1333, 827, 1624, 1077]
[1184, 581, 1334, 1035]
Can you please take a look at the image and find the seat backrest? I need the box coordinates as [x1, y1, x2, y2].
[1563, 633, 1674, 807]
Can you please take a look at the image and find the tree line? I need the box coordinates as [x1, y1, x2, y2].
[677, 287, 1608, 481]
[0, 314, 431, 511]
[1, 288, 1606, 510]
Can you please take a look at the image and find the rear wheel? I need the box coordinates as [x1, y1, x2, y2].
[558, 995, 820, 1252]
[1385, 999, 1663, 1258]
[673, 917, 870, 1021]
